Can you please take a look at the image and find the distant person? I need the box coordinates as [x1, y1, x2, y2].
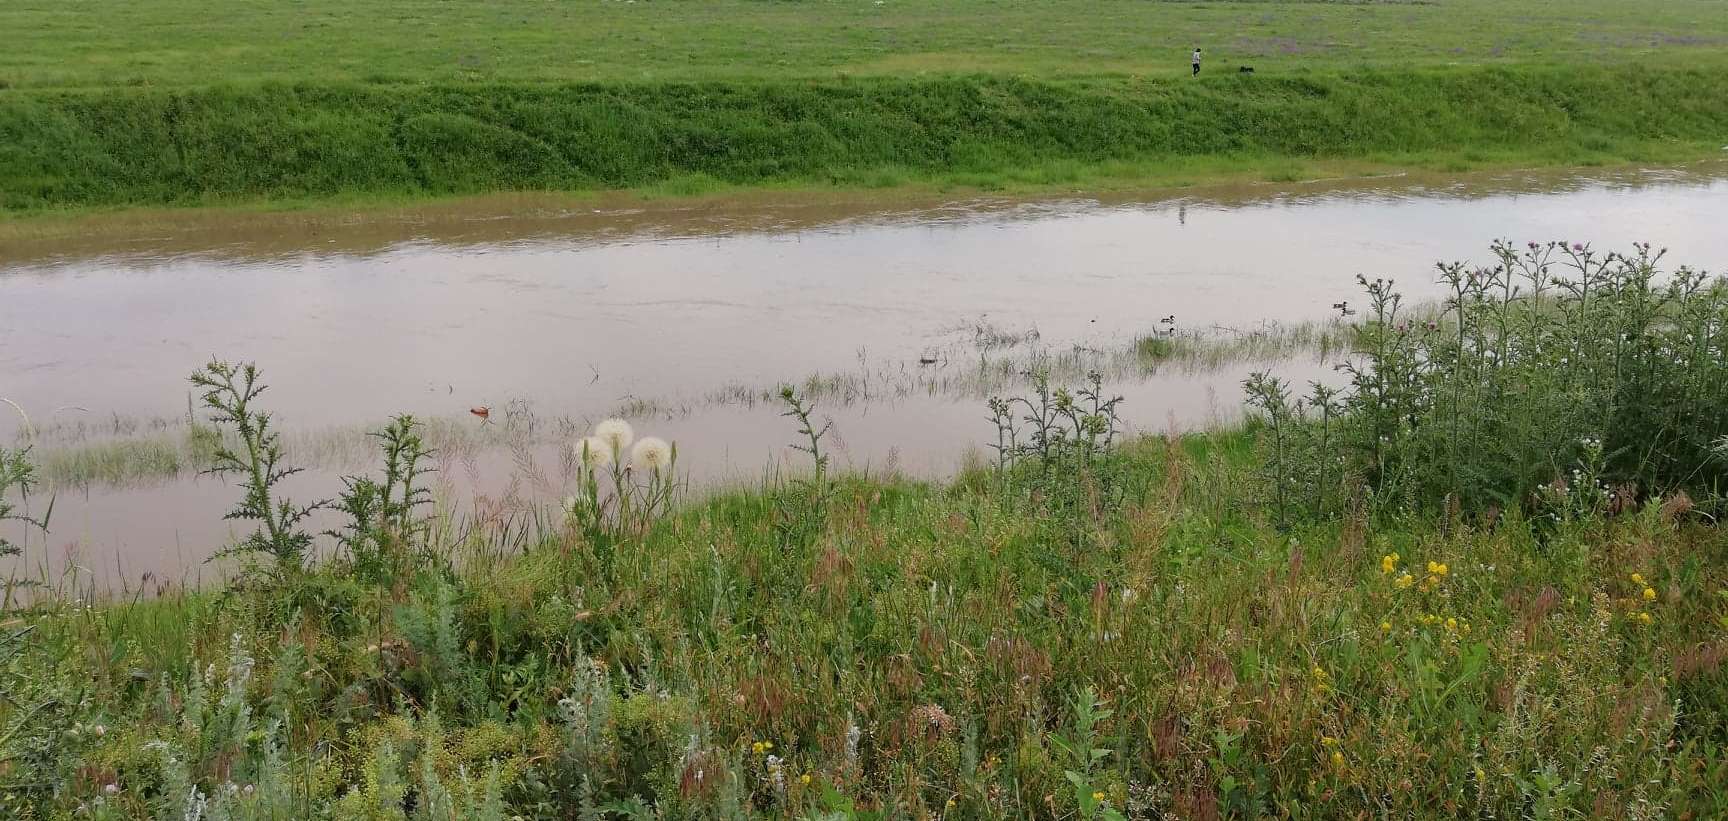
[1192, 47, 1203, 76]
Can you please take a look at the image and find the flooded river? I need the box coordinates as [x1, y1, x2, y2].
[3, 165, 1726, 588]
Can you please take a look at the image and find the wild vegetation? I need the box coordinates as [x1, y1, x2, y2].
[3, 243, 1727, 818]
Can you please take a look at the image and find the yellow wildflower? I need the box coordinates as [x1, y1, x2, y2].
[1394, 573, 1415, 590]
[1427, 561, 1449, 576]
[1631, 572, 1645, 585]
[1092, 791, 1106, 802]
[1321, 735, 1339, 748]
[1637, 611, 1653, 625]
[1381, 553, 1399, 574]
[1642, 587, 1656, 601]
[1331, 750, 1345, 768]
[1445, 617, 1458, 632]
[800, 773, 812, 786]
[1380, 621, 1392, 633]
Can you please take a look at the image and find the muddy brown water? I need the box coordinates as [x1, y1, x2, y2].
[3, 165, 1726, 589]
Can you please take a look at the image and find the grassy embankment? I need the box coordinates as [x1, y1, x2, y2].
[3, 242, 1728, 817]
[5, 67, 1728, 216]
[4, 0, 1728, 216]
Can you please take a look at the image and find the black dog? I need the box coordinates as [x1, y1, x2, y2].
[1239, 66, 1255, 74]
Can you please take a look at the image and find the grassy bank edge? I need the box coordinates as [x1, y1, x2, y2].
[6, 65, 1728, 228]
[4, 145, 1723, 249]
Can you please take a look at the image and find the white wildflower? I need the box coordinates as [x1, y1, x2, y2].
[631, 437, 673, 472]
[593, 418, 634, 453]
[844, 720, 862, 765]
[766, 754, 787, 793]
[572, 436, 613, 469]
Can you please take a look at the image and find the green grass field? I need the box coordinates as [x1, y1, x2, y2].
[3, 0, 1728, 216]
[6, 0, 1728, 88]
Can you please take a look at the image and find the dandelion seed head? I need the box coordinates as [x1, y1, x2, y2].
[573, 436, 613, 469]
[632, 436, 674, 471]
[594, 418, 635, 452]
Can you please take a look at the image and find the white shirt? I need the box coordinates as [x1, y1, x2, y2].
[1192, 50, 1202, 65]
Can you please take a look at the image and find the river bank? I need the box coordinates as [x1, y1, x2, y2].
[5, 66, 1727, 218]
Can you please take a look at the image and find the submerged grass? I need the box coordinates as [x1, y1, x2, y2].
[17, 320, 1347, 489]
[5, 66, 1728, 214]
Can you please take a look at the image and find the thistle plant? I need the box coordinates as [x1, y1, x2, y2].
[1251, 241, 1728, 522]
[190, 361, 322, 570]
[986, 369, 1125, 530]
[327, 414, 435, 583]
[773, 386, 832, 550]
[0, 446, 51, 562]
[1244, 374, 1348, 525]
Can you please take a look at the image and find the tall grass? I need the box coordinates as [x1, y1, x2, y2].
[5, 66, 1728, 212]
